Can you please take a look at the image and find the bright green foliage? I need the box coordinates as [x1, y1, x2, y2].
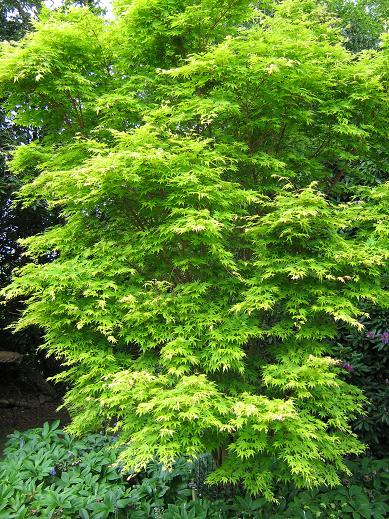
[1, 0, 389, 497]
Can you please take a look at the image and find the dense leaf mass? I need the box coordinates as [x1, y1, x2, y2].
[0, 0, 388, 497]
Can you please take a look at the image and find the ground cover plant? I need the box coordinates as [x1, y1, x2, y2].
[0, 422, 388, 518]
[0, 0, 388, 501]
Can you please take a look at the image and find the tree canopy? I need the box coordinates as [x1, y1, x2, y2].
[0, 0, 388, 498]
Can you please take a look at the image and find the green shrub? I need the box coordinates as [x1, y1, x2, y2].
[0, 421, 132, 518]
[271, 460, 389, 518]
[1, 423, 388, 519]
[0, 422, 195, 518]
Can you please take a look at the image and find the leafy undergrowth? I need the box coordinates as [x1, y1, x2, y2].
[0, 422, 388, 519]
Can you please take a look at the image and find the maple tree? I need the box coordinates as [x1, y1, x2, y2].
[1, 0, 388, 497]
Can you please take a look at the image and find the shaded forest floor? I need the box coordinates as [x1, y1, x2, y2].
[0, 400, 69, 452]
[0, 353, 69, 452]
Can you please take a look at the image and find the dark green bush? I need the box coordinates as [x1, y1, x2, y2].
[0, 421, 132, 518]
[335, 308, 389, 456]
[0, 421, 196, 518]
[269, 457, 389, 519]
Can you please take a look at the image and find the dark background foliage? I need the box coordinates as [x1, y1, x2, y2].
[0, 0, 45, 357]
[335, 307, 389, 457]
[326, 0, 389, 52]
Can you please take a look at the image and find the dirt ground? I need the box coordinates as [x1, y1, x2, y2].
[0, 400, 70, 452]
[0, 356, 70, 453]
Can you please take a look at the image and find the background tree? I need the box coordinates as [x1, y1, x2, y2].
[0, 0, 100, 358]
[1, 0, 388, 497]
[0, 0, 47, 357]
[324, 0, 389, 456]
[0, 0, 42, 41]
[326, 0, 389, 51]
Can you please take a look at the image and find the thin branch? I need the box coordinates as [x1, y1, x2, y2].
[38, 93, 73, 129]
[325, 169, 345, 194]
[66, 90, 85, 130]
[275, 123, 287, 155]
[203, 0, 241, 47]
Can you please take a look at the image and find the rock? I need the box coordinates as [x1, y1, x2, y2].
[0, 351, 24, 365]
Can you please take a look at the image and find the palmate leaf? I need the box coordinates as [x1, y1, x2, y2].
[1, 0, 389, 498]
